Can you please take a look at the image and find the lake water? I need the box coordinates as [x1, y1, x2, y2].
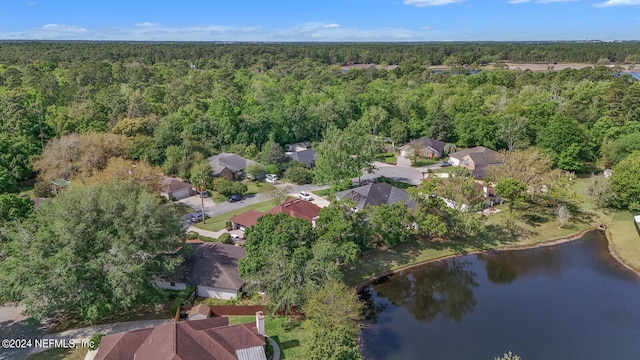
[360, 232, 640, 360]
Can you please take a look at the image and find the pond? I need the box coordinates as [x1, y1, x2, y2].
[360, 231, 640, 360]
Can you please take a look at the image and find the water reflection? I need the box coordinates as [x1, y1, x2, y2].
[478, 247, 564, 284]
[370, 259, 478, 323]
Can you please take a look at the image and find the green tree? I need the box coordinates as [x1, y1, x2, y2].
[299, 281, 363, 360]
[537, 115, 587, 170]
[495, 178, 527, 221]
[239, 214, 340, 312]
[314, 124, 379, 184]
[315, 200, 362, 261]
[366, 203, 415, 248]
[0, 194, 33, 225]
[190, 161, 213, 224]
[0, 182, 185, 323]
[610, 151, 640, 211]
[211, 177, 247, 197]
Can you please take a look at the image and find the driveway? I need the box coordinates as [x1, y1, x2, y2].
[0, 305, 46, 360]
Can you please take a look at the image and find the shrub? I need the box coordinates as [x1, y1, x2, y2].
[225, 221, 232, 230]
[89, 333, 105, 351]
[212, 177, 248, 196]
[264, 164, 279, 175]
[285, 166, 313, 184]
[218, 233, 231, 244]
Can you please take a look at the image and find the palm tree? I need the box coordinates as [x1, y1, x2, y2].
[190, 162, 212, 224]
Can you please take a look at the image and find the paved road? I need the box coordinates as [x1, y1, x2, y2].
[357, 161, 439, 185]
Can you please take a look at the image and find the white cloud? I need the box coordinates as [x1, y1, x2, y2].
[136, 22, 160, 27]
[594, 0, 640, 7]
[509, 0, 577, 3]
[26, 1, 36, 6]
[403, 0, 465, 6]
[41, 24, 88, 33]
[323, 23, 340, 28]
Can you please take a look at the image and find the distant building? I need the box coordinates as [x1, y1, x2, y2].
[286, 141, 312, 152]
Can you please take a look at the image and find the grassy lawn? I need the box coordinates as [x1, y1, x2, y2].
[430, 166, 459, 174]
[28, 347, 88, 360]
[376, 152, 397, 165]
[229, 315, 304, 359]
[608, 211, 640, 272]
[313, 189, 331, 197]
[246, 181, 276, 195]
[194, 200, 276, 232]
[411, 158, 438, 167]
[169, 202, 197, 215]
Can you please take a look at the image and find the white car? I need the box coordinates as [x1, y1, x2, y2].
[298, 191, 313, 201]
[265, 174, 278, 183]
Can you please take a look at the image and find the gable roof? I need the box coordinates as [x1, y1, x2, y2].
[188, 304, 212, 318]
[230, 209, 265, 229]
[208, 153, 260, 174]
[174, 243, 246, 291]
[266, 198, 321, 222]
[285, 149, 316, 166]
[231, 199, 321, 230]
[335, 182, 416, 210]
[403, 137, 446, 154]
[161, 177, 192, 193]
[96, 317, 266, 360]
[448, 146, 499, 163]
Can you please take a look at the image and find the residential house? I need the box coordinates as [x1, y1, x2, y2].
[285, 148, 317, 168]
[156, 243, 246, 300]
[334, 182, 416, 211]
[208, 153, 262, 181]
[95, 313, 267, 360]
[230, 198, 321, 230]
[399, 137, 447, 159]
[448, 146, 501, 179]
[160, 176, 194, 201]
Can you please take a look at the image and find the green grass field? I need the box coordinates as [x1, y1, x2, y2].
[194, 200, 276, 232]
[229, 315, 304, 359]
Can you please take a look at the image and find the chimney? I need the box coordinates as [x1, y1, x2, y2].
[255, 311, 265, 336]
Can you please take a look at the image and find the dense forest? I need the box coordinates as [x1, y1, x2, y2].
[1, 42, 640, 201]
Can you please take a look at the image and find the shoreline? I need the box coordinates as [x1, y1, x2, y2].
[356, 226, 640, 290]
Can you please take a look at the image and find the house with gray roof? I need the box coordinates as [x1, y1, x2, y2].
[208, 153, 262, 180]
[400, 137, 447, 159]
[335, 182, 416, 211]
[156, 242, 246, 300]
[285, 148, 317, 168]
[160, 176, 194, 201]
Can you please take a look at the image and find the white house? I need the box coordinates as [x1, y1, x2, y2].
[156, 242, 246, 300]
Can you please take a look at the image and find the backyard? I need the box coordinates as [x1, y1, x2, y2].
[229, 315, 304, 359]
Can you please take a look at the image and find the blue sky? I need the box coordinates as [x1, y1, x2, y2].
[1, 0, 639, 41]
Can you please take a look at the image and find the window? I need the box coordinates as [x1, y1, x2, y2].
[170, 281, 176, 287]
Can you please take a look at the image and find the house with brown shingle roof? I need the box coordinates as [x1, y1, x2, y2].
[160, 176, 194, 201]
[448, 146, 501, 179]
[230, 198, 321, 230]
[95, 315, 267, 360]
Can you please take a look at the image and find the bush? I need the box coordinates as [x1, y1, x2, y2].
[212, 177, 248, 196]
[89, 333, 105, 351]
[218, 233, 231, 244]
[285, 166, 313, 184]
[225, 221, 232, 230]
[264, 164, 279, 175]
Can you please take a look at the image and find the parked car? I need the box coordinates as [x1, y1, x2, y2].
[298, 191, 313, 201]
[438, 161, 452, 167]
[227, 194, 244, 202]
[265, 174, 279, 183]
[190, 211, 210, 223]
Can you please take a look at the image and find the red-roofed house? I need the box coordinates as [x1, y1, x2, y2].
[230, 198, 321, 230]
[95, 314, 267, 360]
